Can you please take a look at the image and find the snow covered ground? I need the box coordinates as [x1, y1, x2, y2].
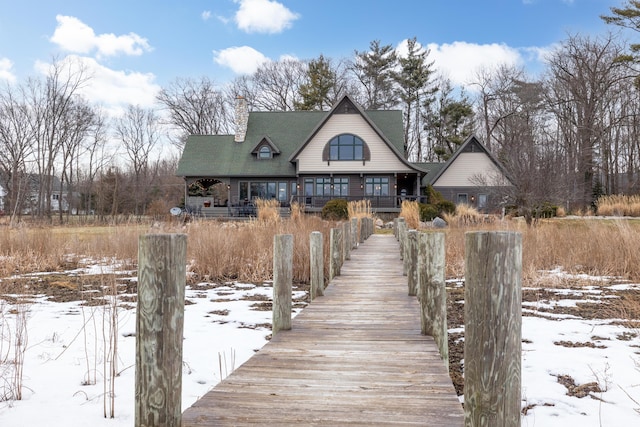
[0, 262, 638, 426]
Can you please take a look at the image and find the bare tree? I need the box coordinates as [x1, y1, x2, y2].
[545, 33, 632, 209]
[57, 97, 96, 222]
[113, 105, 160, 216]
[156, 76, 232, 149]
[229, 58, 306, 111]
[0, 83, 34, 223]
[26, 57, 89, 220]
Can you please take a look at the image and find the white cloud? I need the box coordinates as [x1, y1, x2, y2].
[214, 46, 269, 74]
[202, 11, 212, 21]
[0, 57, 16, 82]
[50, 15, 152, 58]
[34, 55, 160, 114]
[427, 41, 522, 87]
[234, 0, 299, 34]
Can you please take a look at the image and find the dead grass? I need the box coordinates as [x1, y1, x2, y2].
[347, 200, 372, 220]
[442, 217, 640, 282]
[399, 201, 420, 230]
[185, 216, 334, 283]
[254, 199, 281, 223]
[597, 194, 640, 217]
[5, 215, 640, 290]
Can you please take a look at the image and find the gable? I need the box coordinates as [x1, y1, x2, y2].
[430, 135, 512, 187]
[295, 113, 414, 173]
[432, 152, 509, 186]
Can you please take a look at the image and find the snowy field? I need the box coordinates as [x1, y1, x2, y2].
[0, 261, 638, 426]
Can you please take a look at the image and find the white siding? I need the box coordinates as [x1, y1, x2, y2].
[295, 114, 412, 173]
[433, 152, 509, 187]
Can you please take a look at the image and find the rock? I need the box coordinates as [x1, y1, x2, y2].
[433, 217, 447, 228]
[375, 218, 384, 227]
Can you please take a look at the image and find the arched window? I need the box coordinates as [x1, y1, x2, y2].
[258, 145, 271, 159]
[323, 134, 370, 161]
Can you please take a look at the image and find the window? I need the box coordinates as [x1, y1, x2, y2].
[240, 181, 293, 202]
[478, 194, 488, 209]
[304, 179, 314, 196]
[316, 178, 332, 196]
[258, 146, 271, 159]
[365, 177, 389, 196]
[333, 178, 349, 197]
[329, 134, 364, 160]
[457, 193, 468, 204]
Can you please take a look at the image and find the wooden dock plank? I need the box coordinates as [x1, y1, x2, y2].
[182, 234, 464, 426]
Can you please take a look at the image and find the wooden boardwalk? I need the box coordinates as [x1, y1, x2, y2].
[182, 234, 464, 426]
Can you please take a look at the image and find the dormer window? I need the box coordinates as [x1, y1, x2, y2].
[258, 145, 272, 159]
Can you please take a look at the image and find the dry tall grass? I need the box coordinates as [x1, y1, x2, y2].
[4, 216, 640, 287]
[596, 195, 640, 217]
[399, 201, 420, 229]
[186, 216, 334, 283]
[347, 200, 372, 220]
[443, 204, 485, 227]
[254, 198, 281, 223]
[442, 218, 640, 282]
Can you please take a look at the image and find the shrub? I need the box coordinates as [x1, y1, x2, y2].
[321, 198, 348, 220]
[437, 200, 456, 216]
[419, 203, 439, 221]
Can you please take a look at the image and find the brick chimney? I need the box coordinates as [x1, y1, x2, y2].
[234, 96, 249, 143]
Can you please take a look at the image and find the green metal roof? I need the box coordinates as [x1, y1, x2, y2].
[176, 107, 408, 178]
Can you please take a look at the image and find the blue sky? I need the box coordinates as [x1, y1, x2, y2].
[0, 0, 627, 114]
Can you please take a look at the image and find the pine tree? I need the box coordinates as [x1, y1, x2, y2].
[295, 55, 336, 111]
[352, 40, 398, 109]
[393, 37, 436, 161]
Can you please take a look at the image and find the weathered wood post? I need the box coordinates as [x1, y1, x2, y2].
[329, 227, 342, 280]
[393, 217, 399, 239]
[310, 231, 323, 300]
[273, 234, 293, 335]
[350, 217, 358, 249]
[359, 217, 366, 244]
[418, 231, 448, 370]
[397, 217, 406, 261]
[406, 229, 418, 296]
[343, 221, 351, 261]
[464, 231, 522, 427]
[136, 233, 187, 427]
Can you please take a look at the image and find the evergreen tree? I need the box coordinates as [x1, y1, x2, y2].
[393, 37, 436, 161]
[295, 55, 336, 111]
[424, 79, 474, 161]
[352, 40, 398, 109]
[602, 0, 640, 85]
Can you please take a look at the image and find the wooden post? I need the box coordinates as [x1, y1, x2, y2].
[464, 231, 522, 427]
[393, 217, 399, 239]
[350, 217, 358, 249]
[418, 231, 448, 370]
[397, 218, 406, 260]
[330, 228, 342, 280]
[310, 231, 323, 300]
[273, 234, 293, 335]
[406, 230, 418, 296]
[343, 221, 351, 261]
[136, 234, 187, 427]
[359, 218, 365, 244]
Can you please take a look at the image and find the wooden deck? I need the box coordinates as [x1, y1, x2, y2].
[182, 234, 464, 426]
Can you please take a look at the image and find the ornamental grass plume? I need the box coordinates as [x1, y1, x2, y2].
[399, 200, 420, 230]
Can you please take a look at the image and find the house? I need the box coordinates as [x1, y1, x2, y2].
[176, 95, 512, 217]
